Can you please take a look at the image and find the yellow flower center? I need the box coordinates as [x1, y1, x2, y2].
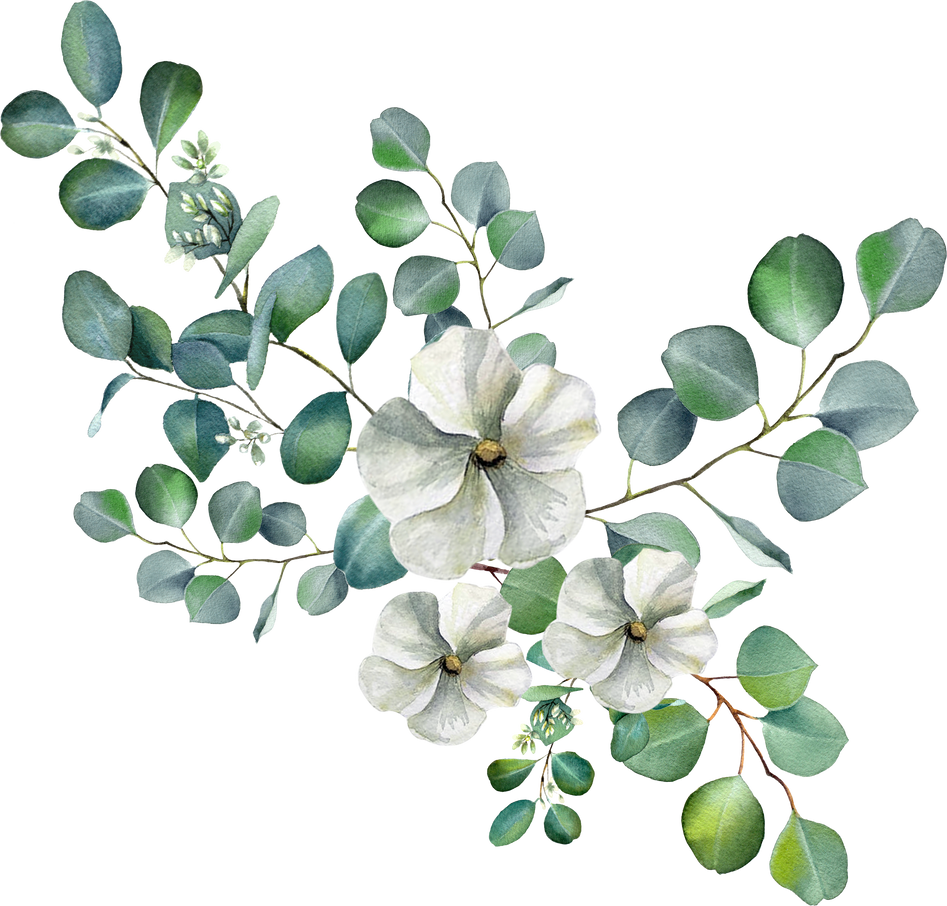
[626, 621, 648, 643]
[474, 438, 507, 468]
[442, 654, 463, 675]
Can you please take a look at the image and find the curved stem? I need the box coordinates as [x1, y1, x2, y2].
[97, 119, 167, 197]
[211, 256, 247, 309]
[234, 383, 283, 431]
[272, 341, 376, 415]
[136, 533, 333, 566]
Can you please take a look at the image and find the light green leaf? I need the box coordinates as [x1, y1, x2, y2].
[857, 218, 946, 318]
[355, 179, 430, 247]
[423, 305, 471, 343]
[179, 310, 253, 362]
[623, 699, 708, 781]
[370, 107, 430, 171]
[777, 429, 866, 521]
[771, 813, 848, 904]
[761, 697, 848, 776]
[486, 758, 538, 793]
[451, 161, 510, 229]
[522, 684, 582, 703]
[682, 775, 765, 873]
[297, 564, 349, 616]
[247, 291, 275, 390]
[208, 481, 262, 543]
[280, 392, 351, 484]
[129, 305, 173, 371]
[74, 489, 135, 542]
[136, 550, 195, 603]
[738, 626, 816, 710]
[817, 360, 917, 450]
[709, 505, 792, 572]
[505, 276, 572, 321]
[260, 246, 334, 343]
[501, 557, 566, 635]
[185, 574, 240, 624]
[1, 90, 77, 158]
[544, 804, 581, 844]
[551, 752, 594, 796]
[333, 496, 406, 589]
[60, 159, 151, 230]
[63, 270, 132, 360]
[135, 463, 197, 528]
[162, 397, 230, 482]
[487, 209, 544, 270]
[215, 195, 280, 298]
[88, 373, 135, 437]
[703, 579, 766, 619]
[337, 272, 387, 363]
[61, 2, 122, 107]
[507, 333, 556, 368]
[605, 512, 700, 567]
[253, 591, 277, 643]
[748, 234, 843, 347]
[618, 388, 698, 465]
[489, 800, 535, 846]
[662, 325, 759, 420]
[259, 502, 307, 547]
[171, 340, 234, 389]
[611, 712, 650, 762]
[139, 61, 202, 156]
[393, 256, 460, 316]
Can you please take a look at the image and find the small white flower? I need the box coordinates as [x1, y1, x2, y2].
[358, 584, 532, 745]
[543, 550, 718, 713]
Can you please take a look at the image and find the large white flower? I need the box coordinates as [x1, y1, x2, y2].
[358, 584, 532, 745]
[357, 326, 599, 579]
[543, 550, 718, 713]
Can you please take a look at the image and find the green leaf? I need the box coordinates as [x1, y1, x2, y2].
[526, 640, 553, 671]
[393, 256, 460, 316]
[662, 325, 759, 420]
[260, 246, 334, 343]
[162, 397, 230, 482]
[522, 684, 582, 703]
[501, 557, 566, 635]
[370, 107, 430, 171]
[817, 360, 917, 450]
[337, 272, 387, 363]
[61, 2, 122, 107]
[136, 550, 195, 603]
[487, 209, 544, 270]
[259, 502, 307, 547]
[551, 752, 594, 796]
[487, 758, 538, 793]
[62, 270, 132, 360]
[777, 429, 866, 521]
[333, 496, 406, 589]
[355, 179, 430, 248]
[748, 234, 843, 348]
[507, 333, 556, 368]
[185, 575, 240, 624]
[139, 61, 202, 156]
[530, 699, 576, 744]
[215, 195, 280, 298]
[544, 804, 581, 844]
[74, 489, 135, 542]
[60, 159, 151, 230]
[709, 505, 792, 572]
[771, 813, 848, 904]
[489, 800, 535, 846]
[761, 697, 848, 776]
[611, 712, 650, 761]
[703, 579, 766, 619]
[605, 513, 700, 567]
[172, 341, 234, 389]
[246, 291, 275, 391]
[129, 306, 172, 371]
[505, 276, 572, 321]
[208, 481, 262, 543]
[682, 776, 765, 873]
[737, 626, 816, 710]
[617, 388, 698, 466]
[451, 161, 510, 229]
[623, 699, 708, 781]
[857, 218, 946, 318]
[179, 310, 253, 362]
[296, 564, 349, 615]
[165, 181, 242, 259]
[280, 392, 351, 484]
[423, 305, 471, 343]
[135, 463, 197, 528]
[88, 373, 135, 437]
[253, 591, 277, 643]
[1, 90, 77, 158]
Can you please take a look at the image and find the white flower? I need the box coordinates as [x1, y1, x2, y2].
[543, 550, 718, 713]
[357, 327, 599, 579]
[358, 584, 532, 745]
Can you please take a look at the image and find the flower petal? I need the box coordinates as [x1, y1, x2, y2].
[357, 397, 475, 523]
[406, 672, 486, 745]
[488, 463, 586, 568]
[542, 621, 626, 685]
[461, 643, 532, 710]
[625, 549, 697, 627]
[590, 640, 673, 713]
[439, 584, 511, 660]
[358, 656, 441, 717]
[409, 327, 522, 438]
[647, 611, 718, 677]
[501, 365, 599, 471]
[558, 557, 636, 634]
[372, 591, 451, 667]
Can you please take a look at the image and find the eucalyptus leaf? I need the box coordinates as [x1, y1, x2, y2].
[171, 341, 234, 389]
[60, 159, 151, 230]
[617, 388, 698, 465]
[135, 463, 198, 528]
[623, 699, 708, 782]
[136, 550, 195, 603]
[506, 276, 572, 321]
[760, 697, 848, 776]
[486, 758, 538, 793]
[297, 564, 349, 615]
[544, 804, 581, 844]
[423, 305, 471, 343]
[551, 752, 594, 796]
[530, 699, 576, 744]
[709, 505, 792, 572]
[74, 489, 135, 542]
[737, 626, 816, 710]
[179, 310, 253, 362]
[333, 496, 406, 589]
[489, 800, 534, 846]
[165, 181, 241, 259]
[507, 333, 556, 368]
[215, 195, 280, 298]
[501, 557, 566, 635]
[487, 209, 544, 270]
[208, 481, 262, 544]
[393, 256, 460, 315]
[139, 61, 202, 156]
[260, 246, 334, 343]
[162, 397, 230, 481]
[770, 813, 848, 904]
[605, 512, 700, 567]
[63, 270, 132, 360]
[184, 575, 240, 624]
[526, 640, 553, 671]
[355, 179, 430, 248]
[259, 502, 307, 547]
[777, 429, 866, 521]
[129, 306, 173, 371]
[337, 272, 387, 363]
[451, 161, 510, 229]
[280, 392, 351, 484]
[703, 579, 766, 619]
[611, 712, 650, 761]
[522, 685, 582, 703]
[253, 592, 277, 643]
[370, 107, 430, 171]
[247, 291, 275, 390]
[88, 373, 135, 437]
[1, 90, 77, 158]
[61, 2, 122, 107]
[682, 776, 765, 873]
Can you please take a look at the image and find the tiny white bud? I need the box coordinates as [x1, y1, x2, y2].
[196, 193, 209, 211]
[192, 212, 209, 224]
[67, 145, 85, 155]
[184, 232, 194, 244]
[204, 223, 222, 247]
[251, 444, 265, 466]
[77, 111, 99, 122]
[258, 433, 271, 444]
[164, 245, 184, 264]
[182, 252, 197, 272]
[227, 416, 241, 430]
[211, 201, 228, 216]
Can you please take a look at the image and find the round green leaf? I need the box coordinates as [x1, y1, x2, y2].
[62, 270, 132, 360]
[703, 579, 766, 619]
[551, 752, 594, 796]
[817, 360, 917, 450]
[296, 564, 349, 615]
[74, 489, 135, 542]
[88, 373, 135, 438]
[748, 234, 843, 348]
[771, 813, 848, 904]
[451, 161, 510, 229]
[423, 305, 471, 343]
[337, 272, 387, 364]
[259, 502, 307, 547]
[370, 107, 430, 171]
[179, 310, 253, 363]
[61, 2, 122, 107]
[162, 397, 230, 482]
[486, 758, 538, 793]
[709, 505, 792, 572]
[618, 388, 698, 465]
[857, 218, 946, 318]
[662, 325, 759, 420]
[1, 90, 77, 158]
[682, 775, 765, 873]
[507, 333, 556, 369]
[355, 179, 430, 248]
[261, 246, 334, 343]
[185, 575, 240, 624]
[487, 209, 545, 270]
[172, 340, 234, 389]
[135, 463, 198, 528]
[604, 512, 700, 567]
[611, 712, 650, 762]
[501, 557, 566, 635]
[489, 800, 535, 847]
[777, 429, 866, 521]
[761, 697, 848, 776]
[623, 699, 708, 782]
[253, 592, 277, 643]
[208, 481, 262, 543]
[393, 256, 460, 316]
[333, 496, 406, 589]
[737, 626, 816, 710]
[129, 306, 173, 371]
[216, 195, 280, 298]
[139, 61, 202, 156]
[59, 159, 151, 230]
[544, 803, 581, 844]
[280, 392, 351, 484]
[136, 550, 195, 603]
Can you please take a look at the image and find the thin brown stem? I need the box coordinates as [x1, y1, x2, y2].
[135, 533, 332, 566]
[96, 120, 167, 197]
[234, 384, 283, 431]
[272, 341, 376, 415]
[211, 256, 247, 308]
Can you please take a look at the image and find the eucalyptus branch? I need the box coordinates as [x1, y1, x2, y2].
[135, 533, 332, 566]
[271, 340, 376, 415]
[96, 119, 167, 197]
[234, 383, 283, 431]
[211, 256, 247, 308]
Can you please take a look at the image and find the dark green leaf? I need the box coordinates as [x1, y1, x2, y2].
[247, 291, 275, 391]
[208, 481, 262, 543]
[280, 392, 351, 484]
[215, 195, 280, 298]
[489, 800, 535, 846]
[623, 699, 708, 781]
[551, 752, 594, 796]
[136, 550, 195, 603]
[62, 270, 132, 360]
[60, 159, 151, 230]
[544, 804, 581, 844]
[88, 373, 135, 437]
[709, 505, 792, 572]
[737, 626, 816, 710]
[505, 276, 572, 321]
[172, 340, 234, 389]
[253, 591, 277, 642]
[486, 758, 538, 793]
[605, 512, 700, 567]
[297, 564, 349, 615]
[682, 776, 765, 873]
[261, 246, 334, 343]
[61, 2, 122, 107]
[761, 697, 848, 776]
[179, 310, 253, 363]
[139, 61, 202, 156]
[771, 813, 848, 904]
[162, 397, 230, 482]
[501, 557, 566, 635]
[777, 429, 866, 521]
[423, 305, 471, 343]
[74, 489, 135, 542]
[333, 496, 406, 589]
[1, 90, 77, 158]
[611, 712, 650, 761]
[185, 575, 240, 624]
[393, 256, 460, 315]
[337, 272, 387, 363]
[526, 640, 553, 671]
[451, 161, 510, 229]
[135, 463, 197, 528]
[259, 502, 307, 547]
[522, 684, 582, 703]
[165, 181, 241, 259]
[703, 579, 766, 619]
[617, 388, 698, 465]
[129, 306, 173, 371]
[370, 106, 430, 171]
[355, 179, 430, 247]
[487, 209, 544, 270]
[507, 333, 556, 368]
